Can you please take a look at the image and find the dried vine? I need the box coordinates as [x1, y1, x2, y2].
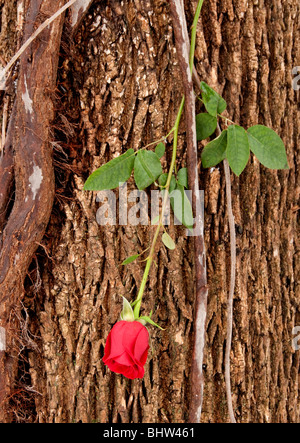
[223, 157, 237, 424]
[169, 0, 208, 423]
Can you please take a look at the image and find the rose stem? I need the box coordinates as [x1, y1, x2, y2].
[189, 0, 205, 69]
[133, 0, 204, 319]
[133, 97, 185, 319]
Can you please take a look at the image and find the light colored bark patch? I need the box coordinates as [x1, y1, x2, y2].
[22, 76, 33, 115]
[70, 0, 92, 27]
[0, 327, 6, 351]
[29, 164, 43, 200]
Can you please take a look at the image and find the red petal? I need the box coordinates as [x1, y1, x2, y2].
[102, 330, 112, 362]
[102, 321, 149, 379]
[122, 321, 146, 355]
[104, 321, 127, 360]
[139, 347, 149, 367]
[105, 359, 144, 379]
[133, 326, 149, 362]
[114, 351, 134, 366]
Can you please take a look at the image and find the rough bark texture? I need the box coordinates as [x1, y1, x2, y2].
[0, 0, 299, 423]
[0, 0, 65, 421]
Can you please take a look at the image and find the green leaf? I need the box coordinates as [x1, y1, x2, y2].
[139, 316, 165, 330]
[120, 296, 135, 322]
[169, 176, 177, 193]
[122, 254, 140, 265]
[200, 82, 227, 116]
[196, 113, 218, 140]
[177, 168, 188, 188]
[170, 184, 194, 230]
[134, 150, 163, 190]
[155, 142, 166, 159]
[162, 232, 176, 250]
[247, 125, 289, 170]
[226, 125, 250, 176]
[158, 173, 177, 193]
[158, 173, 167, 187]
[84, 149, 135, 191]
[201, 130, 227, 168]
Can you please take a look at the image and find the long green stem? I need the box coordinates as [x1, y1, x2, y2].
[142, 127, 175, 151]
[189, 0, 204, 72]
[133, 98, 185, 318]
[133, 0, 204, 319]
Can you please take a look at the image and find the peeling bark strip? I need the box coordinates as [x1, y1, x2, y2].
[0, 106, 15, 232]
[0, 0, 65, 422]
[169, 0, 208, 423]
[0, 327, 5, 352]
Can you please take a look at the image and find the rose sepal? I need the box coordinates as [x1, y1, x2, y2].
[120, 296, 135, 322]
[138, 314, 165, 330]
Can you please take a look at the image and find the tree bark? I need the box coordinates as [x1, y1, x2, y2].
[0, 0, 65, 421]
[0, 0, 299, 423]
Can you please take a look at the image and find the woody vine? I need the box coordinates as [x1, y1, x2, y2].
[84, 0, 289, 424]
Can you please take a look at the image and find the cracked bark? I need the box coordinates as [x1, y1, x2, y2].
[0, 0, 65, 422]
[0, 0, 299, 423]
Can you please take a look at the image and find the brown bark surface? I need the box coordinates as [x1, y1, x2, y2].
[0, 0, 65, 422]
[0, 0, 299, 423]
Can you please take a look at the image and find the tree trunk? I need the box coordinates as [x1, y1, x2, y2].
[0, 0, 299, 423]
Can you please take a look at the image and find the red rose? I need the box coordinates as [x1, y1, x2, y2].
[103, 321, 149, 379]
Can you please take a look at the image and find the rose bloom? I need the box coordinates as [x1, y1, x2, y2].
[103, 321, 149, 379]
